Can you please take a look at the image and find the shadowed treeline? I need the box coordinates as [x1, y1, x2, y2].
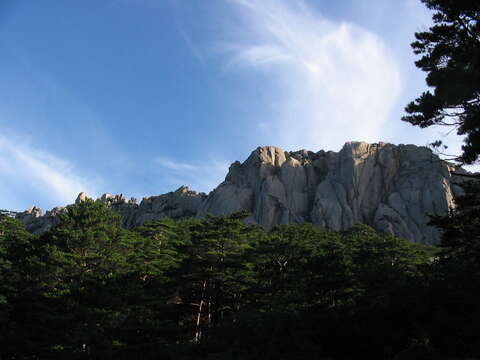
[1, 192, 479, 359]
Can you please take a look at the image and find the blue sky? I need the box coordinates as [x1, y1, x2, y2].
[0, 0, 473, 211]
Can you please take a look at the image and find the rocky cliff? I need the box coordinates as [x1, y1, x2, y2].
[15, 142, 470, 244]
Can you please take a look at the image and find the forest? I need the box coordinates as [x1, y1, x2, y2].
[0, 184, 479, 359]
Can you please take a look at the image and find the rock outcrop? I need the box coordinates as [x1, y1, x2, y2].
[75, 192, 91, 204]
[16, 206, 65, 235]
[200, 142, 459, 244]
[130, 186, 206, 227]
[15, 142, 473, 244]
[16, 186, 207, 235]
[94, 186, 207, 228]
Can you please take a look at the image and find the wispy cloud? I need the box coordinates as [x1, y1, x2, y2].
[0, 136, 98, 211]
[169, 0, 206, 65]
[154, 156, 229, 193]
[155, 157, 198, 171]
[220, 0, 402, 152]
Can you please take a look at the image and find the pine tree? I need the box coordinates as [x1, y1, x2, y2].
[177, 211, 254, 342]
[403, 0, 480, 164]
[0, 211, 54, 358]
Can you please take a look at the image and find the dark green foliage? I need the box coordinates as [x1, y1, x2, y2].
[0, 211, 53, 358]
[402, 0, 480, 164]
[176, 211, 256, 342]
[432, 181, 480, 258]
[248, 224, 347, 310]
[426, 181, 480, 357]
[196, 224, 435, 360]
[3, 200, 476, 359]
[36, 200, 140, 357]
[343, 225, 431, 293]
[399, 3, 480, 353]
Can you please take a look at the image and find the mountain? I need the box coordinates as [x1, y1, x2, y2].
[15, 141, 469, 244]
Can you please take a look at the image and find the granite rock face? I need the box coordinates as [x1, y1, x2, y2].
[16, 187, 206, 235]
[16, 142, 469, 244]
[125, 186, 206, 228]
[16, 206, 65, 235]
[199, 142, 458, 244]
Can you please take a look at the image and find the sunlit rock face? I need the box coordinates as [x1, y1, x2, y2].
[16, 142, 468, 244]
[199, 142, 458, 244]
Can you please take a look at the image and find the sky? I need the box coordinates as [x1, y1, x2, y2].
[0, 0, 476, 212]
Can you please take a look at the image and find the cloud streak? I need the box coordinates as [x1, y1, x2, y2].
[156, 157, 197, 171]
[0, 136, 98, 211]
[221, 0, 402, 152]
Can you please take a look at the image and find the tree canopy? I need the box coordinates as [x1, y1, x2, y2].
[402, 0, 480, 164]
[1, 202, 444, 359]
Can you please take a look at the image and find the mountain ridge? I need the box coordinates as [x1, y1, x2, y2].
[14, 141, 472, 244]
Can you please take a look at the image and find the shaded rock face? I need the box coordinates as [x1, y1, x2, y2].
[16, 206, 65, 235]
[16, 142, 470, 244]
[124, 186, 206, 228]
[17, 187, 206, 235]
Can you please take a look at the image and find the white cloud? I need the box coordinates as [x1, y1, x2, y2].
[0, 136, 98, 210]
[221, 0, 402, 152]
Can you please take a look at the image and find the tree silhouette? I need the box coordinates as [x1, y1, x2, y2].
[403, 0, 480, 164]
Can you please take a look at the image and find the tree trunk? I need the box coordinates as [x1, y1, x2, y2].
[195, 279, 207, 342]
